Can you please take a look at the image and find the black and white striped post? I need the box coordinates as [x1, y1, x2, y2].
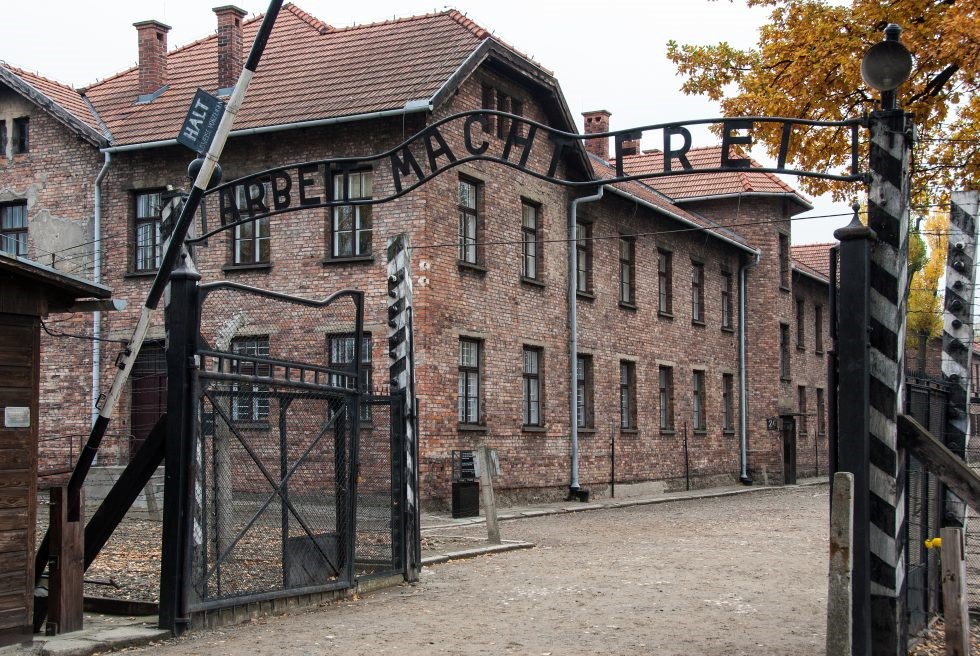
[386, 233, 420, 582]
[866, 101, 914, 656]
[832, 23, 915, 654]
[941, 191, 979, 529]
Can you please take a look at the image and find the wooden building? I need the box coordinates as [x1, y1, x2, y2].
[0, 252, 110, 646]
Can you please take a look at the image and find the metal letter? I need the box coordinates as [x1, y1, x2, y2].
[423, 127, 457, 174]
[663, 126, 693, 171]
[389, 147, 425, 194]
[297, 163, 321, 206]
[721, 120, 752, 168]
[463, 114, 490, 155]
[502, 121, 537, 169]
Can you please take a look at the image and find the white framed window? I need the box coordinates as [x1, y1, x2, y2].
[331, 170, 373, 258]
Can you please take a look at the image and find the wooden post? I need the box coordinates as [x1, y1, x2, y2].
[827, 472, 853, 656]
[477, 442, 500, 545]
[940, 527, 970, 656]
[47, 486, 83, 635]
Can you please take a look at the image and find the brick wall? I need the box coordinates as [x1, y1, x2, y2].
[0, 89, 105, 478]
[6, 61, 830, 501]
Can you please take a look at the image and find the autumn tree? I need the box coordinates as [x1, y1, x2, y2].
[906, 208, 949, 347]
[667, 0, 979, 208]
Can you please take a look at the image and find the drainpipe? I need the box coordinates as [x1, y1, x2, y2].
[92, 152, 111, 429]
[738, 251, 760, 484]
[568, 185, 603, 496]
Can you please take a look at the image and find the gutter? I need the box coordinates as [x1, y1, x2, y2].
[603, 185, 758, 256]
[792, 263, 829, 286]
[672, 191, 814, 212]
[92, 151, 111, 429]
[568, 186, 603, 498]
[738, 251, 761, 484]
[101, 103, 432, 154]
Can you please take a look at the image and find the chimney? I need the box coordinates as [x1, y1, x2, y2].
[621, 135, 642, 157]
[214, 5, 248, 93]
[134, 20, 171, 96]
[582, 110, 611, 160]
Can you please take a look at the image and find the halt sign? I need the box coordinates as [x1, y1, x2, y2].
[177, 89, 225, 153]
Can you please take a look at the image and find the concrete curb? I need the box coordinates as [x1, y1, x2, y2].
[422, 540, 535, 566]
[21, 623, 170, 656]
[422, 479, 828, 532]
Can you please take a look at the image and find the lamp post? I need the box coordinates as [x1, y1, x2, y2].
[835, 23, 913, 655]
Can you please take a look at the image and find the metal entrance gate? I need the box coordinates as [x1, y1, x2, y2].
[161, 272, 408, 625]
[903, 375, 946, 637]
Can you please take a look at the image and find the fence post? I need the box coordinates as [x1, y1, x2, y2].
[833, 205, 874, 655]
[827, 472, 853, 656]
[940, 527, 970, 656]
[942, 191, 979, 529]
[159, 258, 201, 634]
[866, 105, 914, 656]
[386, 234, 420, 582]
[46, 486, 83, 635]
[477, 441, 500, 545]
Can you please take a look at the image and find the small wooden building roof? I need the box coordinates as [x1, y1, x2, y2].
[0, 252, 111, 316]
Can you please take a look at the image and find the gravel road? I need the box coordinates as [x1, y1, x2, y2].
[125, 485, 829, 655]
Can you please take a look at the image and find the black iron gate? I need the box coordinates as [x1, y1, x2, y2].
[161, 274, 408, 625]
[903, 375, 947, 637]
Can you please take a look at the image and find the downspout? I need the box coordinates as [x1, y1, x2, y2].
[92, 152, 111, 429]
[738, 250, 760, 484]
[568, 185, 603, 496]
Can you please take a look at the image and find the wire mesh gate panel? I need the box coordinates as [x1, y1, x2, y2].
[184, 282, 377, 612]
[354, 396, 403, 578]
[904, 377, 946, 633]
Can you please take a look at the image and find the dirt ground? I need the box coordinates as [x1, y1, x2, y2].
[121, 485, 829, 656]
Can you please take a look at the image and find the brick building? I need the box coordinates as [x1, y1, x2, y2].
[0, 4, 831, 503]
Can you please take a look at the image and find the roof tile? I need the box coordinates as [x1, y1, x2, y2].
[791, 242, 836, 279]
[81, 6, 489, 146]
[620, 146, 811, 208]
[2, 65, 103, 134]
[589, 153, 752, 250]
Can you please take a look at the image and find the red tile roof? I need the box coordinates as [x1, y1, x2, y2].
[791, 242, 835, 279]
[1, 65, 102, 134]
[589, 153, 753, 251]
[619, 146, 812, 209]
[77, 5, 491, 146]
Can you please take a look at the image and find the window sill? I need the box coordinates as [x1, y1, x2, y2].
[619, 301, 637, 312]
[577, 427, 596, 434]
[576, 290, 595, 301]
[693, 429, 708, 436]
[124, 270, 158, 279]
[223, 262, 272, 274]
[233, 421, 271, 430]
[658, 311, 674, 320]
[779, 285, 791, 293]
[796, 346, 805, 352]
[520, 276, 545, 288]
[620, 427, 639, 434]
[692, 319, 706, 327]
[322, 254, 374, 266]
[457, 423, 488, 432]
[723, 430, 736, 437]
[721, 326, 735, 334]
[781, 377, 792, 383]
[522, 425, 547, 433]
[659, 429, 676, 436]
[815, 349, 824, 356]
[458, 260, 487, 274]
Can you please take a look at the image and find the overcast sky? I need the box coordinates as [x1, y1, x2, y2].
[1, 0, 852, 243]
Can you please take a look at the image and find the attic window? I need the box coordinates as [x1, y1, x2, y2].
[481, 83, 524, 139]
[13, 117, 28, 154]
